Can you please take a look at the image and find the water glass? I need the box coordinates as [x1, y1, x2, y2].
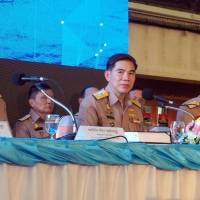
[45, 114, 60, 139]
[170, 121, 185, 143]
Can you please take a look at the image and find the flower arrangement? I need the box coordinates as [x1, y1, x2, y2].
[179, 118, 200, 144]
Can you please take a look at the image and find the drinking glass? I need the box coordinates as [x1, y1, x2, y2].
[45, 114, 60, 139]
[170, 121, 185, 143]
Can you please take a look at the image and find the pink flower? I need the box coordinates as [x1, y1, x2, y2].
[186, 121, 200, 135]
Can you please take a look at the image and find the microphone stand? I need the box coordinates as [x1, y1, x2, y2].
[36, 85, 78, 134]
[165, 105, 195, 131]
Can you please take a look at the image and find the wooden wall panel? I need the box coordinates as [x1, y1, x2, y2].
[129, 23, 200, 82]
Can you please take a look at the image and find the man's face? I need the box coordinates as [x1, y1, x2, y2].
[105, 60, 136, 96]
[29, 89, 54, 115]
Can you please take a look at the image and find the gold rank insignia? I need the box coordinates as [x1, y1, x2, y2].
[19, 114, 31, 121]
[131, 99, 142, 109]
[105, 103, 115, 126]
[184, 101, 200, 109]
[106, 104, 114, 119]
[128, 108, 141, 123]
[128, 108, 135, 123]
[196, 116, 200, 121]
[93, 89, 109, 100]
[34, 122, 43, 131]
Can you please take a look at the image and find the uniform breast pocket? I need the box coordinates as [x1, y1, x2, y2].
[129, 118, 143, 131]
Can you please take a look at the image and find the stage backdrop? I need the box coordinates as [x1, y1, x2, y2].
[0, 0, 128, 69]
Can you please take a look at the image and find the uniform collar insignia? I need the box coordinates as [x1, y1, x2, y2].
[34, 122, 43, 131]
[184, 101, 200, 109]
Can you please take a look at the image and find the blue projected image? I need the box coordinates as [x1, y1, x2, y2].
[0, 0, 128, 69]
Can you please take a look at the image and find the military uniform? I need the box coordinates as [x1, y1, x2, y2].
[176, 95, 200, 124]
[0, 95, 8, 121]
[13, 109, 50, 138]
[78, 85, 144, 131]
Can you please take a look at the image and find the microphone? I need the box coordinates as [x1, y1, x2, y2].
[35, 83, 78, 135]
[165, 105, 195, 131]
[12, 73, 48, 85]
[142, 88, 196, 132]
[142, 88, 174, 105]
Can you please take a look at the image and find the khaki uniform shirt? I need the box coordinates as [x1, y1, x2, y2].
[0, 95, 8, 121]
[176, 95, 200, 124]
[78, 85, 144, 131]
[13, 109, 50, 138]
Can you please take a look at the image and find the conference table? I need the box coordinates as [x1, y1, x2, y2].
[1, 137, 200, 200]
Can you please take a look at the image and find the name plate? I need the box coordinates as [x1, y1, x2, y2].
[124, 132, 139, 142]
[125, 131, 171, 144]
[75, 126, 125, 142]
[0, 121, 12, 137]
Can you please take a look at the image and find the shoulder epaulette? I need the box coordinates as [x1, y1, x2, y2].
[19, 114, 31, 121]
[183, 101, 200, 109]
[131, 99, 142, 109]
[93, 89, 109, 100]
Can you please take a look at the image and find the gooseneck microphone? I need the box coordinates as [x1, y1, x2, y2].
[12, 73, 78, 135]
[142, 88, 195, 131]
[142, 88, 175, 105]
[165, 105, 195, 130]
[12, 73, 48, 86]
[35, 83, 78, 134]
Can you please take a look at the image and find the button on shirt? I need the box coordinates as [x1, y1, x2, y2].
[78, 85, 144, 131]
[13, 109, 50, 138]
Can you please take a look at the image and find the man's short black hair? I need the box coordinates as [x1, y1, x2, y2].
[106, 53, 138, 70]
[28, 83, 52, 99]
[80, 85, 93, 98]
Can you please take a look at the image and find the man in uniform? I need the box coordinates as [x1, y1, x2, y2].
[0, 95, 8, 121]
[78, 53, 144, 131]
[176, 95, 200, 124]
[0, 95, 12, 137]
[129, 89, 145, 107]
[78, 86, 99, 105]
[56, 86, 98, 138]
[13, 83, 54, 138]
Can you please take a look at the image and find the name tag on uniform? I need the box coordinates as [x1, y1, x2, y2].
[0, 121, 12, 137]
[75, 126, 125, 142]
